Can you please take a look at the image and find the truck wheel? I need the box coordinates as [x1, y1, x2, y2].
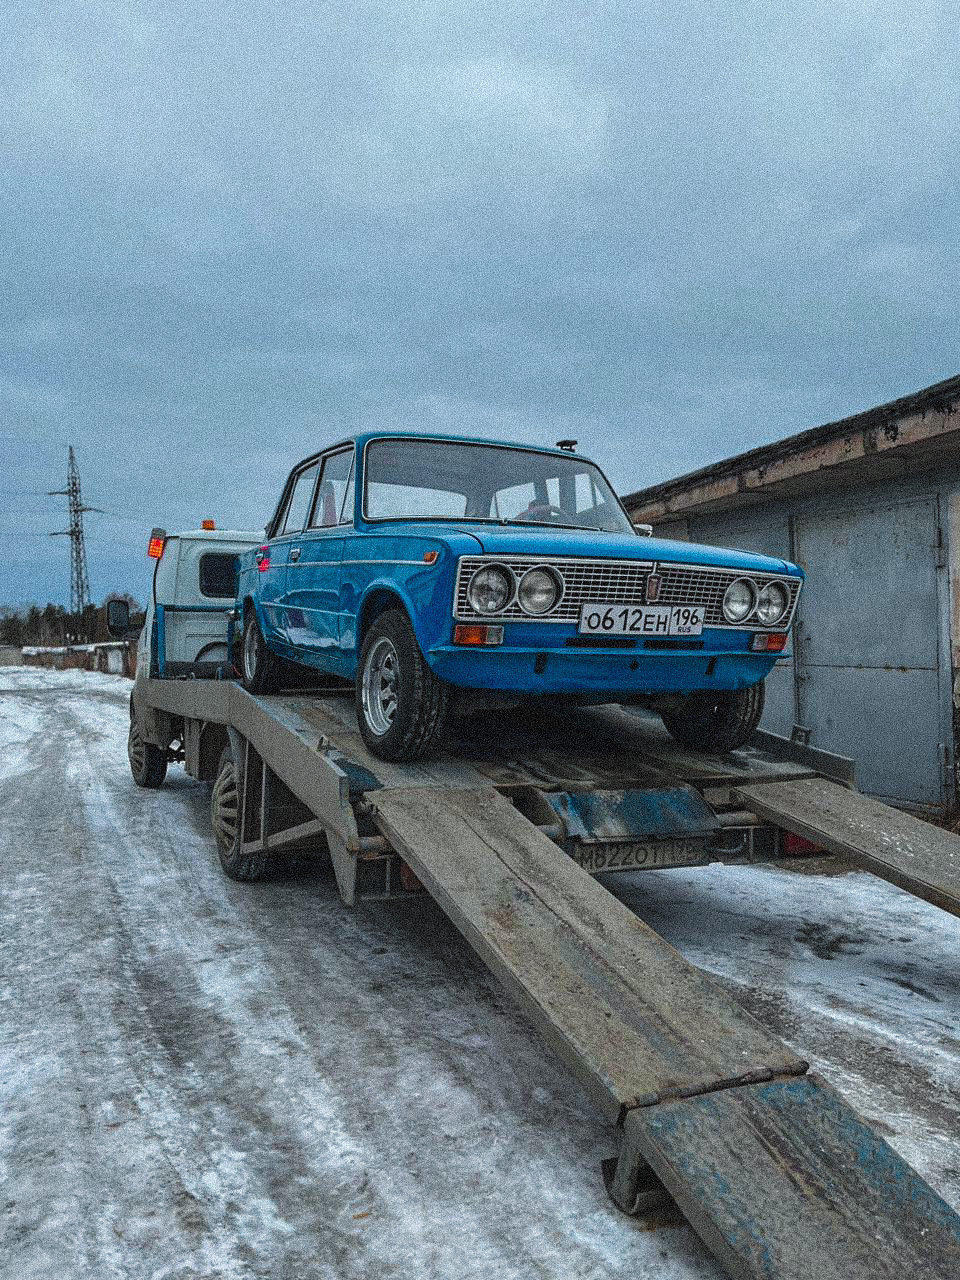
[211, 743, 266, 881]
[660, 681, 765, 754]
[357, 609, 451, 761]
[240, 608, 282, 694]
[128, 717, 167, 788]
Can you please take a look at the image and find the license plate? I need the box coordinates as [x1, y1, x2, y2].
[574, 838, 710, 873]
[578, 602, 704, 637]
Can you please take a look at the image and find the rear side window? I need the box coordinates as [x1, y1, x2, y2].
[280, 461, 321, 535]
[309, 449, 356, 527]
[199, 553, 239, 599]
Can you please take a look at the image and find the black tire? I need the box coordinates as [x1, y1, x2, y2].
[356, 609, 451, 761]
[211, 743, 266, 881]
[128, 716, 167, 788]
[240, 606, 282, 694]
[660, 681, 765, 754]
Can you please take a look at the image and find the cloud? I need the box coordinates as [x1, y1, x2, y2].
[1, 0, 958, 604]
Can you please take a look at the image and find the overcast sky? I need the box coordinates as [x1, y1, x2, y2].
[2, 0, 958, 607]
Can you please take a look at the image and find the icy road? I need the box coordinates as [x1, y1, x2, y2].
[1, 667, 959, 1280]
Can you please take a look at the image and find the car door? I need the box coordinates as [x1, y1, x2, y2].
[282, 447, 354, 657]
[264, 458, 321, 646]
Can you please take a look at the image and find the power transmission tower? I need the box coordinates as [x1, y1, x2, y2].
[49, 446, 103, 624]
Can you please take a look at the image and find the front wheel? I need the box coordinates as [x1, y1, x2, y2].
[128, 717, 167, 787]
[356, 609, 451, 761]
[211, 743, 266, 881]
[659, 682, 765, 754]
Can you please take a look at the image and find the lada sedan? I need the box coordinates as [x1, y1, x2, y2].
[236, 433, 803, 761]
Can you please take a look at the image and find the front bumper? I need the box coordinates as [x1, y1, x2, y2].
[427, 626, 787, 695]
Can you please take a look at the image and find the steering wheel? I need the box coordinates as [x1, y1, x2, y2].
[521, 503, 567, 523]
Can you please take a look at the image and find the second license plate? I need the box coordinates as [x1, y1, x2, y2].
[578, 602, 704, 637]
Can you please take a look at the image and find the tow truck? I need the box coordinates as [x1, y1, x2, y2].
[107, 523, 960, 1280]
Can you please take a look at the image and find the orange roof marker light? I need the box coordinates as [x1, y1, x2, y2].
[147, 527, 167, 559]
[201, 519, 216, 530]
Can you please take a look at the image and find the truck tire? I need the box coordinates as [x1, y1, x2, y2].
[659, 681, 765, 754]
[357, 608, 451, 761]
[128, 716, 167, 788]
[240, 607, 282, 694]
[211, 743, 266, 881]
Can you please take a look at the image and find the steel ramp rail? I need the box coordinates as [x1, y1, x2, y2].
[734, 776, 960, 917]
[371, 785, 960, 1280]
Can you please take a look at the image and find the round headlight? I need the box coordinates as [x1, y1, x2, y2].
[468, 564, 514, 615]
[755, 581, 789, 626]
[722, 577, 757, 623]
[518, 566, 562, 616]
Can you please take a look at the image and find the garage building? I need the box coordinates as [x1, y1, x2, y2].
[623, 374, 960, 815]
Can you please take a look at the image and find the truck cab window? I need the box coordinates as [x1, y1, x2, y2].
[199, 553, 239, 599]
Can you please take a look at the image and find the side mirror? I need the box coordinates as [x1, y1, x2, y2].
[105, 598, 132, 638]
[633, 522, 654, 537]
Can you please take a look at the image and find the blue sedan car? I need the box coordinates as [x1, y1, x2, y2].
[237, 433, 803, 761]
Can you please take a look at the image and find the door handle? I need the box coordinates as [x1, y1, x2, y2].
[289, 547, 301, 562]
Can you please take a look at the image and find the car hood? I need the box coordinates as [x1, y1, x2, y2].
[460, 524, 798, 576]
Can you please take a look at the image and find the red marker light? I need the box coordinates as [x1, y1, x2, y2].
[255, 546, 271, 572]
[147, 527, 167, 559]
[784, 832, 824, 856]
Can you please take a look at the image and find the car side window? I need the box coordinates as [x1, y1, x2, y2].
[309, 449, 355, 529]
[280, 462, 320, 535]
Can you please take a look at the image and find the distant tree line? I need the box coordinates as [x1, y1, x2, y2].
[0, 596, 143, 647]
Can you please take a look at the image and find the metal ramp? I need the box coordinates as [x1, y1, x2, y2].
[735, 776, 960, 917]
[372, 785, 960, 1280]
[140, 679, 960, 1275]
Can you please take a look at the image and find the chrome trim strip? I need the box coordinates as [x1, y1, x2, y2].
[288, 558, 429, 568]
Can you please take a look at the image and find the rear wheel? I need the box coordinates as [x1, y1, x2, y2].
[659, 681, 765, 754]
[211, 743, 266, 881]
[240, 607, 282, 694]
[128, 717, 167, 787]
[356, 609, 451, 761]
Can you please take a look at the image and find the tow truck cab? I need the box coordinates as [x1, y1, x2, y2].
[138, 526, 262, 679]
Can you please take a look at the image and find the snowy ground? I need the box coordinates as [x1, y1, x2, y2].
[1, 667, 958, 1280]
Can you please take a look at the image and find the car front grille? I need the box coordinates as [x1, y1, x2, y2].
[454, 555, 802, 629]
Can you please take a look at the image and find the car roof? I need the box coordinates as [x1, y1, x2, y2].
[302, 432, 595, 465]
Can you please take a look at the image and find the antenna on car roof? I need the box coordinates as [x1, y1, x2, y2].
[556, 439, 577, 452]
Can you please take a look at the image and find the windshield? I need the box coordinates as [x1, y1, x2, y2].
[363, 439, 634, 535]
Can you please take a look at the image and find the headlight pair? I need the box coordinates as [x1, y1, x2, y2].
[467, 564, 562, 617]
[722, 577, 790, 626]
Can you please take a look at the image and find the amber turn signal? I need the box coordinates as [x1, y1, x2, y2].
[750, 633, 788, 652]
[454, 624, 504, 646]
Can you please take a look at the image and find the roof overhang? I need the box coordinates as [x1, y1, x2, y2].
[624, 375, 960, 521]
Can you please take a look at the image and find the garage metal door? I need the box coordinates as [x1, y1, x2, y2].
[794, 499, 945, 809]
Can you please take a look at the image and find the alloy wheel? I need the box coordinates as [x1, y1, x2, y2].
[361, 636, 400, 736]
